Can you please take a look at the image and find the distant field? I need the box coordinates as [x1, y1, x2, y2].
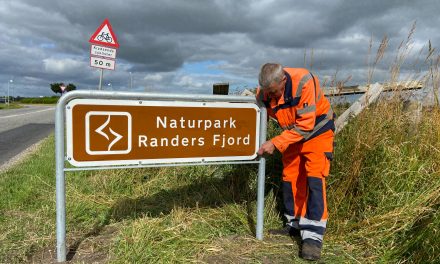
[19, 96, 59, 104]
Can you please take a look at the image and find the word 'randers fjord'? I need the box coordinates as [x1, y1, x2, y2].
[138, 116, 250, 148]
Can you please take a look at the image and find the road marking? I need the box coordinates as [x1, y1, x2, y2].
[0, 108, 55, 119]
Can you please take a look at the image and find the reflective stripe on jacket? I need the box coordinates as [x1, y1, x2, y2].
[257, 68, 335, 153]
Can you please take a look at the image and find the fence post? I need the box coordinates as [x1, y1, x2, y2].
[213, 83, 229, 95]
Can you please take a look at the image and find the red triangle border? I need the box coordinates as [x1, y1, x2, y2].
[89, 18, 120, 48]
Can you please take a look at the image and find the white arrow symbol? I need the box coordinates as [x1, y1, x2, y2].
[95, 116, 110, 140]
[95, 115, 123, 151]
[108, 128, 123, 151]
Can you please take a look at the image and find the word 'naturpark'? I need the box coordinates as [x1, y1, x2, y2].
[156, 116, 236, 130]
[138, 116, 250, 148]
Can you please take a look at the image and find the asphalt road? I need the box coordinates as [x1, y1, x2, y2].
[0, 105, 55, 167]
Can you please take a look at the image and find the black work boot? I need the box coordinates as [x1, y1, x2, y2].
[301, 239, 322, 261]
[268, 226, 300, 237]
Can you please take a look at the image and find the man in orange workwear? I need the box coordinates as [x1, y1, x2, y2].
[257, 63, 335, 261]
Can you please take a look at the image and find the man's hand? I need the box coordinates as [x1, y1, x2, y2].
[257, 140, 276, 156]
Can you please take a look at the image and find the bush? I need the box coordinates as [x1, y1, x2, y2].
[19, 96, 59, 104]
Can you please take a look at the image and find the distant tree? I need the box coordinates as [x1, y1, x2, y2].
[50, 82, 76, 95]
[66, 83, 76, 92]
[50, 82, 63, 95]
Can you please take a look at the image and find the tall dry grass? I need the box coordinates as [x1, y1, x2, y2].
[329, 100, 440, 263]
[324, 22, 440, 263]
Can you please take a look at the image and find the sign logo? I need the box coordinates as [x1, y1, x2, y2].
[85, 111, 132, 155]
[89, 18, 119, 48]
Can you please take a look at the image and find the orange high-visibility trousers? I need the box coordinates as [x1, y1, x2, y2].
[281, 130, 333, 243]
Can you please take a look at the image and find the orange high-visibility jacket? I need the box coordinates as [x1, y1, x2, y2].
[257, 68, 335, 153]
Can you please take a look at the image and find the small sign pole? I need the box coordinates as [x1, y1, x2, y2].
[98, 69, 103, 90]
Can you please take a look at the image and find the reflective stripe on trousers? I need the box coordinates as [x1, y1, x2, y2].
[281, 131, 333, 244]
[283, 177, 328, 243]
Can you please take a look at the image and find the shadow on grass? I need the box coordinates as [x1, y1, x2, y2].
[66, 220, 110, 261]
[110, 165, 257, 219]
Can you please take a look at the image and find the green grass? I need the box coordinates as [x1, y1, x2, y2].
[19, 96, 59, 104]
[1, 102, 439, 263]
[0, 103, 22, 109]
[0, 133, 352, 263]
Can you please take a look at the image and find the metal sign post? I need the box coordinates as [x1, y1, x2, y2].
[256, 107, 267, 240]
[98, 69, 103, 90]
[55, 90, 267, 262]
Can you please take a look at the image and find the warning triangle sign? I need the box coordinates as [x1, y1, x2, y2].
[89, 18, 119, 48]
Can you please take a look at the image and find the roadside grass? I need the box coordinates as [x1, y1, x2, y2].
[0, 132, 354, 263]
[0, 103, 22, 110]
[0, 136, 56, 262]
[2, 103, 439, 263]
[1, 102, 439, 263]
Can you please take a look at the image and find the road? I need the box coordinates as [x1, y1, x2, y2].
[0, 105, 55, 168]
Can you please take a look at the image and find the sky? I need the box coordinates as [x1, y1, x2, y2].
[1, 0, 439, 97]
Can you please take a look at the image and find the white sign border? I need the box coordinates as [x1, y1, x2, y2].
[85, 111, 132, 155]
[66, 99, 260, 167]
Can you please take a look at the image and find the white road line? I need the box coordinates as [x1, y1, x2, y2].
[0, 108, 55, 119]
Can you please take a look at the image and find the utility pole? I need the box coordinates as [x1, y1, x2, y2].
[129, 72, 132, 90]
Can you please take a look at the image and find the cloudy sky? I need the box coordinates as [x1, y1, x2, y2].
[1, 0, 439, 97]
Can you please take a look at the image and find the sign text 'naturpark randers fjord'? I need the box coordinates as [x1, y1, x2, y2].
[66, 99, 260, 167]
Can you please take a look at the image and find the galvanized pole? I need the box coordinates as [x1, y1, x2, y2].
[55, 94, 67, 262]
[7, 80, 11, 105]
[98, 69, 103, 90]
[256, 107, 267, 240]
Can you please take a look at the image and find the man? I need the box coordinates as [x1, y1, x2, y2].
[256, 63, 335, 261]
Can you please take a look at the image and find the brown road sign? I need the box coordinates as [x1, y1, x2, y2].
[66, 99, 260, 167]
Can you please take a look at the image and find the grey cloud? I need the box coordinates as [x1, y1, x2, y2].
[0, 0, 439, 97]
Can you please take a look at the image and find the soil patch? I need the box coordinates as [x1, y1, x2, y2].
[28, 225, 119, 264]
